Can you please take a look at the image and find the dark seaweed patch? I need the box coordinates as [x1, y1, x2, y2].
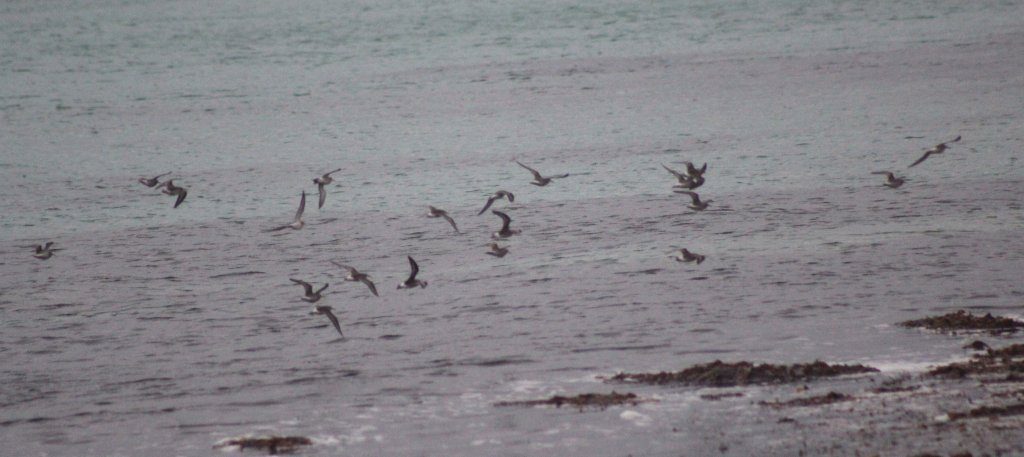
[929, 344, 1024, 380]
[700, 391, 745, 401]
[213, 436, 312, 455]
[607, 360, 878, 387]
[898, 310, 1024, 334]
[948, 403, 1024, 421]
[760, 391, 853, 408]
[494, 391, 645, 410]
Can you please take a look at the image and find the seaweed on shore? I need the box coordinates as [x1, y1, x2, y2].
[213, 436, 312, 455]
[700, 391, 745, 401]
[760, 391, 853, 408]
[948, 403, 1024, 421]
[494, 391, 644, 410]
[898, 310, 1024, 335]
[929, 344, 1024, 380]
[606, 360, 877, 387]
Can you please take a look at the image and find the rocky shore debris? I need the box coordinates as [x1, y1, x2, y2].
[898, 310, 1024, 335]
[494, 391, 645, 410]
[700, 391, 745, 401]
[929, 343, 1024, 381]
[606, 360, 878, 387]
[213, 436, 313, 455]
[760, 391, 853, 408]
[948, 403, 1024, 421]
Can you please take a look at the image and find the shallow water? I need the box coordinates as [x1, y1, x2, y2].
[2, 0, 1023, 455]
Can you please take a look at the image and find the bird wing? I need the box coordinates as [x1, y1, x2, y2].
[43, 241, 53, 250]
[477, 196, 496, 215]
[945, 135, 962, 145]
[683, 161, 698, 175]
[329, 260, 356, 274]
[320, 307, 343, 336]
[315, 283, 329, 295]
[361, 277, 379, 297]
[552, 173, 570, 179]
[294, 191, 306, 221]
[516, 161, 544, 180]
[871, 171, 895, 179]
[502, 191, 514, 202]
[662, 164, 685, 179]
[442, 214, 459, 233]
[155, 172, 171, 179]
[317, 183, 327, 209]
[492, 210, 511, 231]
[407, 256, 419, 281]
[908, 151, 932, 168]
[173, 189, 187, 208]
[324, 168, 342, 177]
[290, 278, 314, 296]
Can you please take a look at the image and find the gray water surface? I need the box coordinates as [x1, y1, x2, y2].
[2, 0, 1023, 455]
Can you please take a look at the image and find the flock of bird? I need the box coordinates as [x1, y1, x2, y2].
[29, 136, 962, 337]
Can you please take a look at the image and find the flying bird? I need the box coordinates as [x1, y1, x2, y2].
[161, 180, 188, 208]
[672, 248, 706, 264]
[289, 279, 340, 336]
[483, 242, 507, 257]
[268, 191, 306, 232]
[871, 171, 906, 188]
[290, 278, 329, 302]
[330, 261, 379, 297]
[477, 190, 515, 215]
[33, 242, 61, 260]
[311, 305, 344, 337]
[486, 242, 509, 258]
[313, 168, 341, 209]
[674, 190, 712, 211]
[397, 256, 428, 289]
[683, 161, 707, 178]
[661, 164, 704, 190]
[490, 210, 521, 239]
[515, 160, 569, 186]
[908, 135, 961, 168]
[138, 172, 171, 188]
[427, 206, 459, 233]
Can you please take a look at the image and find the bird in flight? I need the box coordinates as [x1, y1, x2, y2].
[671, 248, 705, 264]
[268, 191, 306, 232]
[683, 161, 707, 179]
[486, 242, 509, 258]
[427, 206, 460, 233]
[397, 256, 428, 289]
[291, 278, 329, 302]
[674, 190, 712, 211]
[313, 168, 341, 209]
[908, 135, 961, 168]
[490, 210, 521, 239]
[871, 171, 906, 188]
[33, 242, 61, 260]
[515, 160, 569, 186]
[138, 172, 171, 188]
[290, 278, 340, 336]
[477, 190, 515, 215]
[661, 163, 704, 190]
[330, 261, 379, 297]
[161, 180, 188, 208]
